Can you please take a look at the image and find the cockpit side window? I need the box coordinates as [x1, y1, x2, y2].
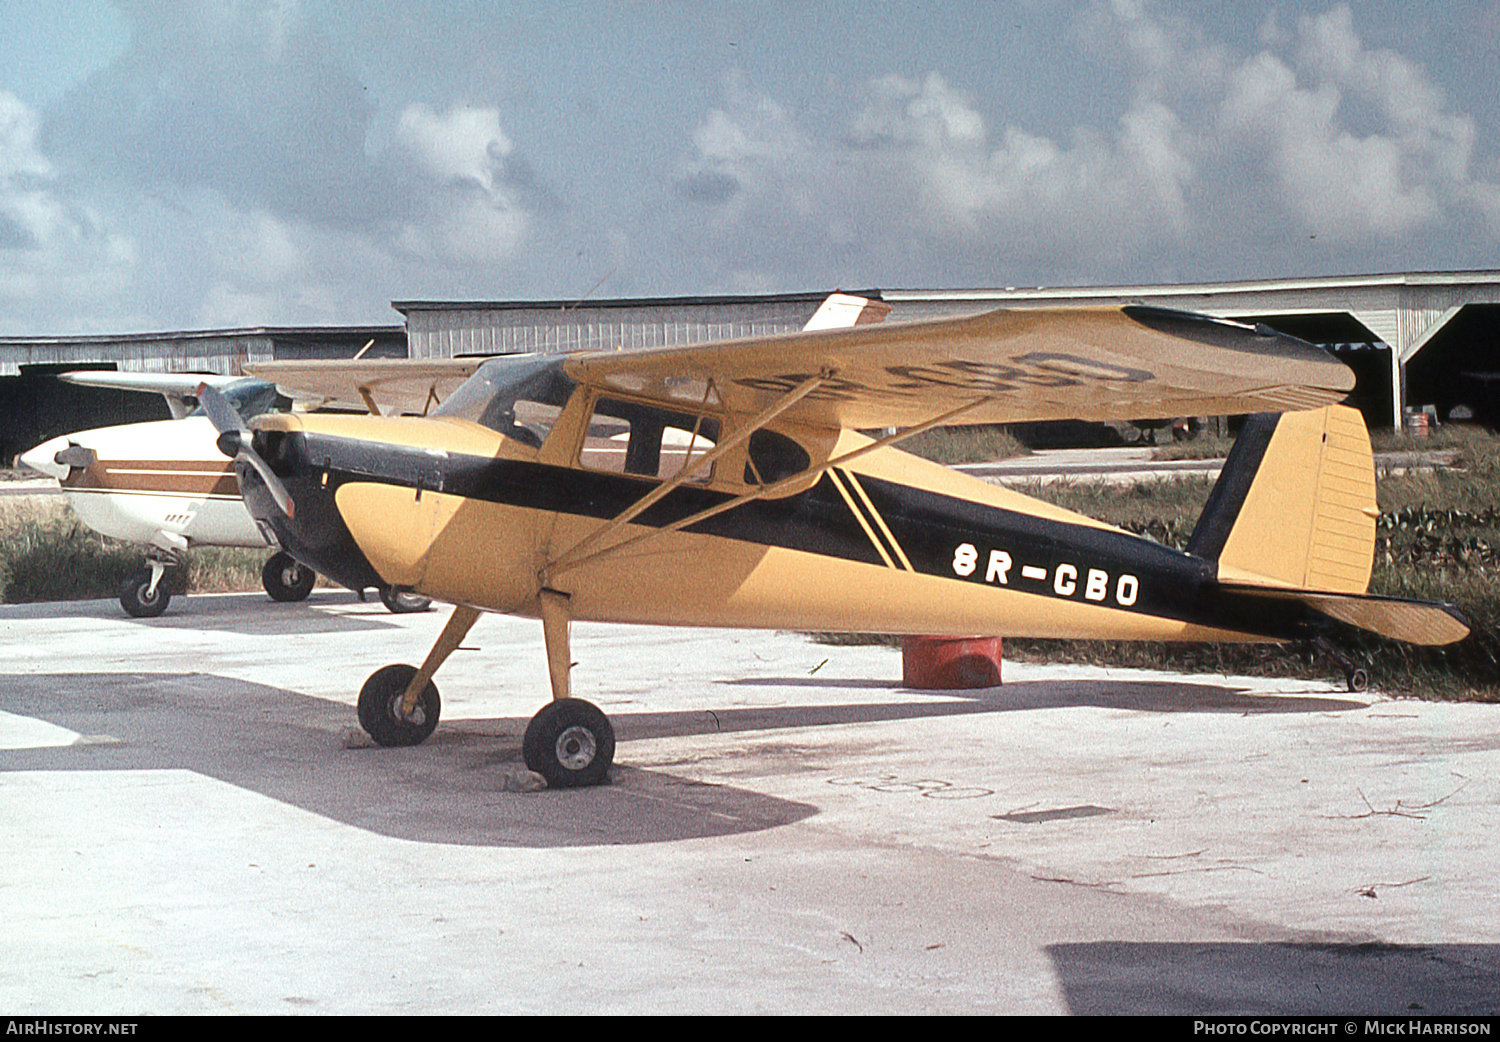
[581, 396, 720, 481]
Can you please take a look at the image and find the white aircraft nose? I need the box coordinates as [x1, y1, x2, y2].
[18, 435, 73, 481]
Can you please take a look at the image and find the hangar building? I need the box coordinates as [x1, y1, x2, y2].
[5, 270, 1499, 461]
[395, 270, 1500, 433]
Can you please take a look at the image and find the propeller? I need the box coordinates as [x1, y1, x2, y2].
[199, 383, 296, 519]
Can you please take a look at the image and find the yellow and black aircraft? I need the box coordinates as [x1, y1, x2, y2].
[203, 302, 1470, 788]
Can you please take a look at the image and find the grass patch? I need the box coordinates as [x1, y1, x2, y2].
[0, 496, 264, 604]
[1149, 433, 1238, 461]
[899, 424, 1029, 465]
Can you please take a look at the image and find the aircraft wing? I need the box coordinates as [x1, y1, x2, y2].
[244, 358, 486, 415]
[59, 371, 249, 419]
[563, 305, 1355, 429]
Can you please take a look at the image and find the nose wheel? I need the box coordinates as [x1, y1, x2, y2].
[262, 551, 316, 602]
[120, 568, 171, 618]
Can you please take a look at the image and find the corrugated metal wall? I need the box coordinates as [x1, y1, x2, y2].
[404, 298, 822, 359]
[0, 332, 275, 378]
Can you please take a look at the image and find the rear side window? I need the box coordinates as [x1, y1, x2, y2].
[744, 429, 811, 485]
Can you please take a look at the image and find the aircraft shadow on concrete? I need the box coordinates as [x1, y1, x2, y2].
[122, 591, 404, 636]
[720, 676, 1367, 716]
[0, 672, 820, 850]
[0, 670, 1362, 851]
[1048, 940, 1500, 1015]
[4, 591, 400, 636]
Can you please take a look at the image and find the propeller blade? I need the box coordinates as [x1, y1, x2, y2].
[200, 383, 296, 519]
[196, 381, 247, 435]
[240, 448, 297, 519]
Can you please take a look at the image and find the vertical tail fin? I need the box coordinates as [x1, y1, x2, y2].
[1187, 404, 1379, 593]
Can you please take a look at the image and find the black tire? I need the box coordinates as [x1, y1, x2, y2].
[1348, 668, 1371, 693]
[119, 569, 170, 618]
[379, 586, 432, 614]
[523, 698, 615, 788]
[358, 664, 441, 747]
[262, 552, 316, 602]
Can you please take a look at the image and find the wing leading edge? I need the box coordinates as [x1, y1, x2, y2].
[564, 305, 1355, 430]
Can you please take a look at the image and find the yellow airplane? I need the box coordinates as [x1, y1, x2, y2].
[206, 300, 1470, 788]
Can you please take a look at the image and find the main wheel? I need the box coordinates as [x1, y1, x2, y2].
[119, 569, 170, 618]
[379, 585, 432, 614]
[523, 698, 615, 788]
[358, 664, 441, 747]
[262, 552, 316, 602]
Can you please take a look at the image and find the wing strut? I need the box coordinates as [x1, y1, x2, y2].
[544, 395, 993, 581]
[544, 370, 832, 579]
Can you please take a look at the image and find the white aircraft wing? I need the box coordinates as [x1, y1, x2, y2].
[59, 371, 248, 419]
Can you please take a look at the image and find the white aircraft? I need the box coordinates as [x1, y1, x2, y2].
[19, 371, 438, 618]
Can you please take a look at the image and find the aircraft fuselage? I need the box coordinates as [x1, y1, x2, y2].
[239, 407, 1309, 645]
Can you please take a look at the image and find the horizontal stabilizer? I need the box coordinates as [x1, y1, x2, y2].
[1221, 583, 1471, 646]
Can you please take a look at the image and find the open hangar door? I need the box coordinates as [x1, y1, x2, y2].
[1, 363, 171, 468]
[1238, 313, 1394, 430]
[1404, 303, 1500, 429]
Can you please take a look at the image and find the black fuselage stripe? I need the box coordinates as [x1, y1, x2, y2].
[265, 431, 1304, 638]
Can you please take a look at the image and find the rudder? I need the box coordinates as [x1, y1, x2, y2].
[1187, 405, 1378, 593]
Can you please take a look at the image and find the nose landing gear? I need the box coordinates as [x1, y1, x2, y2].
[262, 551, 316, 602]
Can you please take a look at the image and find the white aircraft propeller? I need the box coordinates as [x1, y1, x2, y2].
[198, 383, 297, 519]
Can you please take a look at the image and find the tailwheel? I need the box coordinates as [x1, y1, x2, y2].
[1311, 635, 1371, 694]
[262, 551, 316, 602]
[358, 664, 441, 747]
[119, 568, 170, 618]
[523, 698, 615, 788]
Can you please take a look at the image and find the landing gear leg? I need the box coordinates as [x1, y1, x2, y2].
[1312, 636, 1370, 693]
[523, 589, 615, 788]
[357, 604, 480, 746]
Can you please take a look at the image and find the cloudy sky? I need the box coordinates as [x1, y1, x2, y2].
[2, 0, 1499, 335]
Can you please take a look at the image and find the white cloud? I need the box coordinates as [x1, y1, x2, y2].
[391, 103, 516, 196]
[385, 103, 532, 263]
[674, 68, 1199, 282]
[668, 2, 1500, 289]
[1216, 4, 1492, 241]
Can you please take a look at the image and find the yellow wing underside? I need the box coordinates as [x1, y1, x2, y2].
[565, 305, 1355, 429]
[248, 305, 1354, 430]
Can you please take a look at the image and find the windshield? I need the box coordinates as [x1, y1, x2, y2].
[189, 379, 289, 422]
[433, 355, 576, 439]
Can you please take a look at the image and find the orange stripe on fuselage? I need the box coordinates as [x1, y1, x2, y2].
[62, 459, 240, 499]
